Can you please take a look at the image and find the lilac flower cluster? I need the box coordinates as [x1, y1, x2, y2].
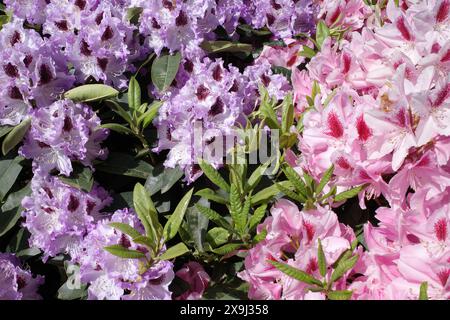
[20, 99, 109, 176]
[0, 19, 74, 126]
[154, 57, 291, 182]
[72, 208, 174, 300]
[22, 171, 112, 260]
[0, 253, 44, 300]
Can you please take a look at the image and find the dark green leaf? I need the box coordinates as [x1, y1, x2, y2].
[252, 180, 293, 205]
[64, 84, 118, 102]
[268, 260, 323, 287]
[211, 243, 243, 255]
[133, 183, 161, 244]
[0, 156, 23, 201]
[316, 165, 334, 195]
[198, 160, 230, 192]
[96, 152, 153, 179]
[151, 52, 181, 92]
[100, 123, 133, 135]
[0, 125, 13, 138]
[206, 227, 230, 248]
[104, 245, 146, 259]
[59, 165, 94, 192]
[330, 255, 359, 283]
[109, 222, 142, 239]
[2, 118, 31, 155]
[158, 242, 189, 260]
[195, 204, 234, 233]
[334, 185, 365, 202]
[317, 239, 327, 277]
[163, 188, 193, 241]
[248, 204, 267, 231]
[195, 188, 228, 205]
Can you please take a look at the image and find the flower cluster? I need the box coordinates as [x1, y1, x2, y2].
[154, 57, 290, 182]
[20, 99, 109, 176]
[238, 199, 362, 299]
[21, 171, 112, 260]
[72, 208, 174, 300]
[0, 253, 44, 300]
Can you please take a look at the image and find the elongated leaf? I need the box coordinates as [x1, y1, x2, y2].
[247, 161, 271, 191]
[330, 255, 359, 283]
[281, 93, 294, 133]
[1, 183, 30, 212]
[0, 207, 22, 237]
[100, 123, 133, 135]
[317, 239, 326, 277]
[299, 45, 316, 59]
[0, 156, 23, 201]
[133, 183, 161, 244]
[419, 282, 428, 300]
[158, 242, 189, 260]
[195, 204, 234, 233]
[198, 160, 230, 192]
[206, 227, 230, 248]
[96, 152, 153, 179]
[315, 20, 330, 50]
[105, 100, 133, 125]
[185, 203, 209, 252]
[104, 245, 146, 259]
[2, 118, 31, 155]
[211, 243, 243, 255]
[276, 182, 305, 203]
[145, 165, 183, 196]
[132, 235, 154, 248]
[253, 228, 267, 243]
[200, 41, 252, 55]
[230, 184, 245, 233]
[268, 260, 323, 287]
[59, 165, 94, 192]
[327, 290, 353, 300]
[151, 52, 181, 92]
[282, 166, 308, 199]
[195, 188, 228, 205]
[163, 189, 193, 241]
[138, 101, 162, 129]
[334, 185, 365, 202]
[0, 125, 13, 138]
[109, 222, 142, 239]
[64, 84, 118, 102]
[128, 76, 141, 110]
[248, 204, 267, 231]
[252, 180, 293, 205]
[316, 165, 334, 195]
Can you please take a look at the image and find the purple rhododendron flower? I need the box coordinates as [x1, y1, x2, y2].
[0, 253, 44, 300]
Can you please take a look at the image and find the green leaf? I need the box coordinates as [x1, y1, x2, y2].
[247, 160, 271, 191]
[268, 260, 323, 287]
[145, 165, 184, 196]
[315, 20, 330, 50]
[327, 290, 353, 300]
[128, 76, 141, 111]
[133, 183, 161, 244]
[64, 84, 118, 102]
[230, 184, 245, 233]
[96, 152, 153, 179]
[299, 45, 316, 59]
[163, 188, 193, 241]
[317, 239, 327, 278]
[330, 254, 359, 284]
[59, 165, 94, 192]
[206, 227, 230, 248]
[419, 282, 428, 300]
[248, 204, 267, 231]
[195, 188, 228, 205]
[282, 166, 308, 199]
[211, 243, 243, 255]
[1, 183, 30, 212]
[198, 160, 230, 192]
[281, 93, 294, 133]
[105, 100, 133, 125]
[104, 245, 146, 259]
[109, 222, 142, 239]
[276, 182, 305, 203]
[252, 180, 293, 205]
[195, 204, 234, 233]
[126, 7, 143, 24]
[2, 118, 31, 155]
[100, 123, 133, 135]
[334, 185, 365, 202]
[316, 165, 334, 195]
[151, 52, 181, 92]
[253, 228, 268, 243]
[200, 41, 252, 55]
[132, 235, 154, 248]
[0, 156, 23, 202]
[0, 207, 22, 237]
[185, 203, 209, 252]
[138, 101, 162, 129]
[158, 242, 189, 260]
[0, 125, 13, 138]
[272, 66, 292, 80]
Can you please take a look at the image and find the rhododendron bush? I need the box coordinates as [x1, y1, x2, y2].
[0, 0, 448, 301]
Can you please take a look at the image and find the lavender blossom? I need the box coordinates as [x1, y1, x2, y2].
[0, 253, 44, 300]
